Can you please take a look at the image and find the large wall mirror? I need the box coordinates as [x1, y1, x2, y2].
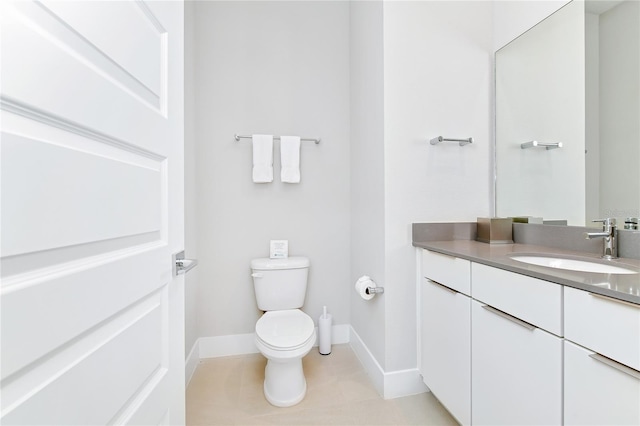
[495, 0, 639, 227]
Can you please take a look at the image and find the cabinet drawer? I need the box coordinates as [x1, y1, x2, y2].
[564, 340, 640, 425]
[565, 286, 640, 371]
[421, 249, 470, 295]
[471, 263, 562, 335]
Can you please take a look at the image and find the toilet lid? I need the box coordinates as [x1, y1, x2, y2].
[256, 309, 315, 350]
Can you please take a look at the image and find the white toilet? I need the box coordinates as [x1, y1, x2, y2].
[251, 256, 316, 407]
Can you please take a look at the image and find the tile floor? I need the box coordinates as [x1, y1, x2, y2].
[186, 344, 458, 425]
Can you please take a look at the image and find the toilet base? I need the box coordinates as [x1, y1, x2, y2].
[263, 357, 307, 407]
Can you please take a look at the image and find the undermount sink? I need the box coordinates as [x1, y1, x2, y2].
[509, 255, 638, 275]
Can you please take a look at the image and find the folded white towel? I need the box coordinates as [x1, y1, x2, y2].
[252, 134, 273, 183]
[280, 135, 301, 183]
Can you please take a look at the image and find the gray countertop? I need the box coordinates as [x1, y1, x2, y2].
[413, 239, 640, 305]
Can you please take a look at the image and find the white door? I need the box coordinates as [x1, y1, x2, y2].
[0, 0, 185, 424]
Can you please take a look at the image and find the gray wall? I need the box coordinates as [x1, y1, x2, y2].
[192, 1, 351, 339]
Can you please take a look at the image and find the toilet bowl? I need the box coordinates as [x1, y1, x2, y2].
[255, 309, 316, 407]
[251, 256, 314, 407]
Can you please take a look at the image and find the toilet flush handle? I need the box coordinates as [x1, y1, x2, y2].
[251, 272, 263, 278]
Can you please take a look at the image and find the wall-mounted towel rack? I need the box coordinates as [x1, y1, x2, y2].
[234, 134, 321, 144]
[430, 136, 473, 146]
[520, 140, 562, 150]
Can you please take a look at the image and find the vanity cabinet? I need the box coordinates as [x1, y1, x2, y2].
[471, 263, 562, 426]
[418, 247, 639, 425]
[419, 250, 471, 425]
[563, 286, 640, 425]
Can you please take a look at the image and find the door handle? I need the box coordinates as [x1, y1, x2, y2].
[173, 251, 198, 276]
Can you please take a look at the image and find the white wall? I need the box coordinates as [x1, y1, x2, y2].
[493, 0, 570, 51]
[349, 0, 494, 376]
[349, 0, 387, 370]
[383, 0, 493, 371]
[192, 1, 351, 340]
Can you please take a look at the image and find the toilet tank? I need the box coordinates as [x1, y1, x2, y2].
[251, 257, 310, 311]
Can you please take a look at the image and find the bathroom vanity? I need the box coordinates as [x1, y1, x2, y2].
[413, 225, 640, 426]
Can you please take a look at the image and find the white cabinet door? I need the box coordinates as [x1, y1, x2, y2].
[1, 1, 185, 424]
[471, 300, 562, 426]
[564, 340, 640, 426]
[420, 279, 471, 425]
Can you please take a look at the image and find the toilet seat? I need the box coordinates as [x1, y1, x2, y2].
[256, 309, 315, 351]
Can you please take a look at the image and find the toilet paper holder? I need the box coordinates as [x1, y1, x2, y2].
[355, 275, 384, 300]
[366, 286, 384, 295]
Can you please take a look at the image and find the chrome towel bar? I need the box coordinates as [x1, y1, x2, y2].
[234, 134, 321, 144]
[520, 140, 562, 150]
[430, 136, 473, 146]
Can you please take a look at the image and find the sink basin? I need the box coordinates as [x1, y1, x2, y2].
[509, 255, 638, 275]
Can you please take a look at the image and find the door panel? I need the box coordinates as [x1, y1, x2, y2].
[0, 0, 184, 424]
[1, 248, 166, 380]
[2, 293, 165, 425]
[40, 0, 164, 97]
[2, 132, 163, 257]
[1, 0, 168, 144]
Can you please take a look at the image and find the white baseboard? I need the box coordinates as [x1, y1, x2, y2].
[199, 332, 258, 358]
[196, 324, 351, 360]
[348, 326, 385, 396]
[185, 339, 200, 386]
[348, 326, 428, 399]
[383, 367, 429, 399]
[186, 324, 426, 399]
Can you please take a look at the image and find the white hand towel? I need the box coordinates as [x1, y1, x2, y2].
[280, 135, 301, 183]
[252, 134, 273, 183]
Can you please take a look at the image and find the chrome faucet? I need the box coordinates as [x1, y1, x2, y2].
[585, 218, 618, 259]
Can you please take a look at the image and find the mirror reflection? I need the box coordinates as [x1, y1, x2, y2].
[495, 0, 639, 227]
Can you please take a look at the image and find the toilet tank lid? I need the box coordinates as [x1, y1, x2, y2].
[251, 257, 310, 270]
